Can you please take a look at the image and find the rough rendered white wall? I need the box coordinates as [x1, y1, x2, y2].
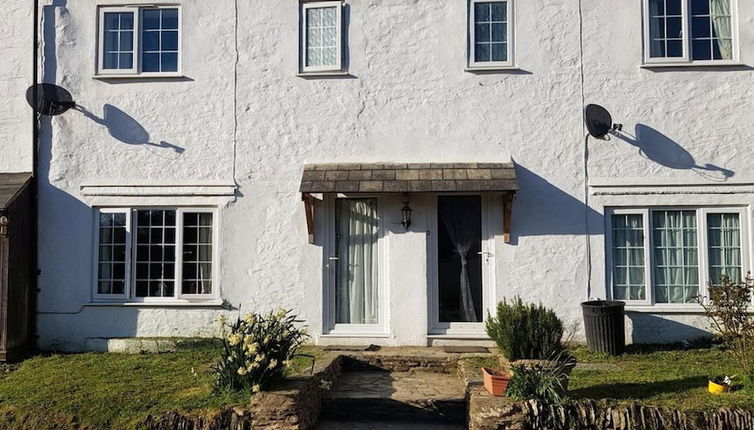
[32, 0, 754, 350]
[0, 0, 33, 172]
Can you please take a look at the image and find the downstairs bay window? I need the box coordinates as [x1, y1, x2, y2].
[607, 207, 748, 306]
[94, 208, 218, 302]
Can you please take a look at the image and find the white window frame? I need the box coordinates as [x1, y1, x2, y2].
[299, 1, 344, 74]
[322, 194, 389, 336]
[606, 207, 750, 309]
[92, 207, 219, 303]
[96, 5, 182, 77]
[641, 0, 739, 66]
[92, 208, 132, 301]
[97, 7, 138, 75]
[467, 0, 515, 70]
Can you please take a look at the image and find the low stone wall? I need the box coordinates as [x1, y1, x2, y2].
[461, 359, 754, 430]
[142, 353, 342, 430]
[249, 353, 343, 429]
[466, 388, 754, 430]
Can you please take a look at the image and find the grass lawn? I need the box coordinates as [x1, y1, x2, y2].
[463, 344, 754, 412]
[0, 344, 321, 429]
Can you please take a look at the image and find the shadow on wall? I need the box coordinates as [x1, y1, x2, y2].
[626, 313, 711, 344]
[75, 105, 185, 153]
[509, 164, 604, 244]
[615, 124, 734, 181]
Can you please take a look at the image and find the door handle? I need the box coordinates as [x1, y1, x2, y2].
[328, 257, 339, 261]
[477, 252, 493, 256]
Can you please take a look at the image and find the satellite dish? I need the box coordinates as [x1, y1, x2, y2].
[585, 104, 622, 139]
[25, 83, 76, 116]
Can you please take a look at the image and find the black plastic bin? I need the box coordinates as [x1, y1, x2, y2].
[581, 300, 625, 355]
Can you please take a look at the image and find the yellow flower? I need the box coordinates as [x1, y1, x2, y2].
[252, 384, 261, 393]
[282, 360, 292, 367]
[255, 353, 265, 363]
[228, 334, 242, 347]
[237, 367, 248, 376]
[250, 362, 259, 369]
[246, 342, 259, 355]
[276, 308, 287, 319]
[268, 359, 278, 369]
[243, 313, 256, 325]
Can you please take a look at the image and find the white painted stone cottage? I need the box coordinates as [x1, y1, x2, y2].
[2, 0, 753, 351]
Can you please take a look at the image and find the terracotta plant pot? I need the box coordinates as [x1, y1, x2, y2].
[482, 367, 511, 396]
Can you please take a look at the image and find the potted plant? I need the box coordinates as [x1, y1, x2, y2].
[482, 367, 511, 396]
[485, 297, 576, 392]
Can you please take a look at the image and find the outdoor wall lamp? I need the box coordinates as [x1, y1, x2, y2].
[401, 193, 412, 231]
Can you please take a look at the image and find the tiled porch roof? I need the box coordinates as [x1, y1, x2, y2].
[299, 162, 517, 193]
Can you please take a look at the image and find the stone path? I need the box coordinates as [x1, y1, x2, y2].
[321, 371, 467, 424]
[328, 371, 466, 401]
[317, 420, 465, 430]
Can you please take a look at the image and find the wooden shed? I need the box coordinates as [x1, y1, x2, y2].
[0, 173, 34, 361]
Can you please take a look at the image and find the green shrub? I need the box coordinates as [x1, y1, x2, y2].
[214, 309, 308, 393]
[504, 352, 574, 404]
[485, 297, 564, 361]
[698, 275, 754, 382]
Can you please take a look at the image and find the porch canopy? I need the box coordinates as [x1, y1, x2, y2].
[299, 162, 517, 243]
[299, 162, 517, 193]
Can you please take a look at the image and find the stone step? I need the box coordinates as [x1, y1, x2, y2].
[321, 371, 466, 424]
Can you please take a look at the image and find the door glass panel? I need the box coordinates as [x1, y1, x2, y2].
[437, 195, 483, 322]
[335, 199, 379, 324]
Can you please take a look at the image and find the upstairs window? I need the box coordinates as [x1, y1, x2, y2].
[300, 1, 343, 73]
[644, 0, 736, 64]
[98, 6, 181, 76]
[468, 0, 514, 69]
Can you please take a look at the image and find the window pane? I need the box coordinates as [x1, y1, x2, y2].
[134, 210, 176, 297]
[143, 31, 159, 51]
[141, 9, 180, 72]
[667, 40, 683, 57]
[97, 212, 127, 295]
[475, 43, 490, 62]
[652, 210, 698, 304]
[181, 212, 213, 295]
[693, 39, 712, 60]
[305, 6, 338, 68]
[491, 43, 507, 61]
[667, 17, 683, 38]
[143, 9, 160, 30]
[161, 53, 178, 72]
[475, 24, 490, 43]
[491, 23, 506, 42]
[162, 31, 178, 51]
[611, 214, 646, 301]
[691, 0, 710, 15]
[102, 11, 135, 70]
[474, 3, 491, 22]
[692, 16, 711, 38]
[143, 53, 160, 72]
[666, 0, 682, 15]
[490, 2, 507, 21]
[162, 8, 179, 29]
[707, 213, 742, 284]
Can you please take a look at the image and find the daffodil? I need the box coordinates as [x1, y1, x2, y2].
[252, 384, 261, 393]
[268, 359, 278, 369]
[228, 333, 242, 346]
[237, 367, 248, 376]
